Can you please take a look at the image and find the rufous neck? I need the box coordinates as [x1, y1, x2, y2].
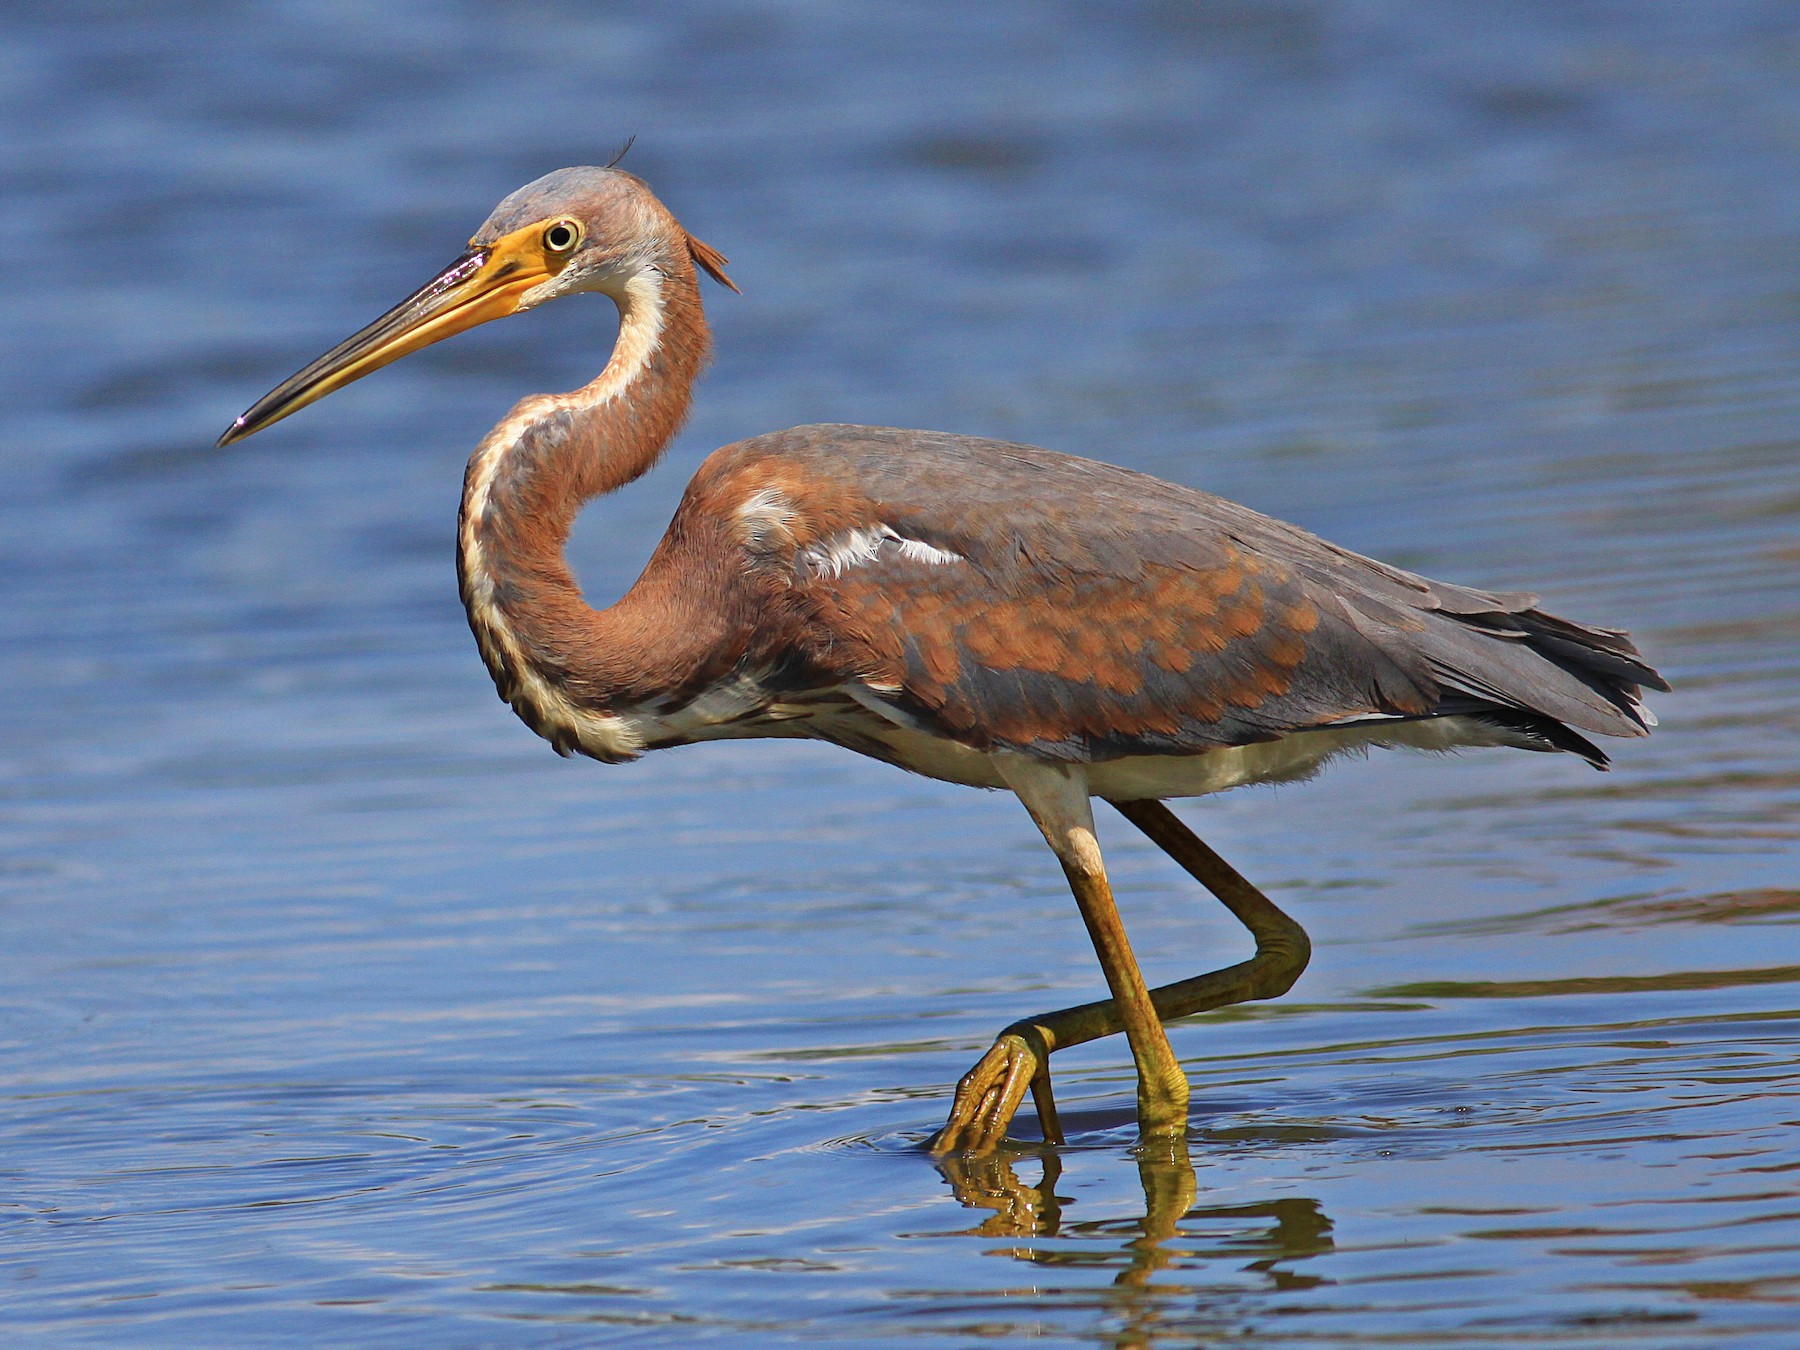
[462, 268, 706, 548]
[456, 262, 709, 694]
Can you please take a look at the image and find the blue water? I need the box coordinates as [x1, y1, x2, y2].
[3, 3, 1797, 1344]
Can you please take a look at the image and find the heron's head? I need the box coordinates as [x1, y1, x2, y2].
[218, 165, 736, 446]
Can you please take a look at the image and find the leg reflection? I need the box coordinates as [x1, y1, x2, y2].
[1120, 1138, 1198, 1289]
[935, 1142, 1334, 1347]
[935, 1147, 1066, 1238]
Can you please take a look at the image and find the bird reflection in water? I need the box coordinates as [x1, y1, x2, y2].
[936, 1141, 1333, 1346]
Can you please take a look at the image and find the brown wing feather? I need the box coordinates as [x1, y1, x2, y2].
[687, 425, 1664, 763]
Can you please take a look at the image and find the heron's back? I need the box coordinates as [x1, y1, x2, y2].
[666, 425, 1667, 772]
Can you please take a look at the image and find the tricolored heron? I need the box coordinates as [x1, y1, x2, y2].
[221, 166, 1666, 1155]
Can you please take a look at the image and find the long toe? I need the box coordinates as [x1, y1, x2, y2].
[930, 1032, 1042, 1154]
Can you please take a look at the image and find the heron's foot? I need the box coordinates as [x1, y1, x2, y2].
[930, 1026, 1058, 1154]
[1134, 1067, 1192, 1148]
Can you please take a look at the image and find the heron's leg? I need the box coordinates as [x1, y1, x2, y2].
[934, 764, 1189, 1154]
[930, 796, 1309, 1155]
[1039, 799, 1313, 1046]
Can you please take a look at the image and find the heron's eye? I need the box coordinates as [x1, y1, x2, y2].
[543, 220, 581, 253]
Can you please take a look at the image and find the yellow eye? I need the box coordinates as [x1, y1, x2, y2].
[543, 219, 581, 253]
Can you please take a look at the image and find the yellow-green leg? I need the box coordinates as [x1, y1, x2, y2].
[931, 793, 1311, 1154]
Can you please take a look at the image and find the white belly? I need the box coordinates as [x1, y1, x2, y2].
[613, 667, 1530, 800]
[814, 713, 1528, 800]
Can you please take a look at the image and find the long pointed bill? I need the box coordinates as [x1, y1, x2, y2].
[217, 224, 563, 446]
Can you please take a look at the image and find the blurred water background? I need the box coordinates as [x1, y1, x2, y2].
[3, 2, 1798, 1345]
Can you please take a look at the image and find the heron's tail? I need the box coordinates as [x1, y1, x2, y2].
[1420, 604, 1669, 769]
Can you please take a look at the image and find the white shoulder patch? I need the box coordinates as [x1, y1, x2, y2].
[890, 534, 964, 567]
[736, 486, 798, 549]
[800, 524, 964, 578]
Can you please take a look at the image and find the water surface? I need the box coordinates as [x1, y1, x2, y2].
[3, 4, 1797, 1345]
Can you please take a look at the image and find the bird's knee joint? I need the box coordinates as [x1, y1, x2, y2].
[1253, 920, 1311, 997]
[1055, 826, 1106, 881]
[999, 1019, 1057, 1060]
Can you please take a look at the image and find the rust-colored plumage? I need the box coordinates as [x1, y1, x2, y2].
[222, 166, 1668, 1156]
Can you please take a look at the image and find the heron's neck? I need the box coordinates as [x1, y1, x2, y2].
[456, 266, 709, 750]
